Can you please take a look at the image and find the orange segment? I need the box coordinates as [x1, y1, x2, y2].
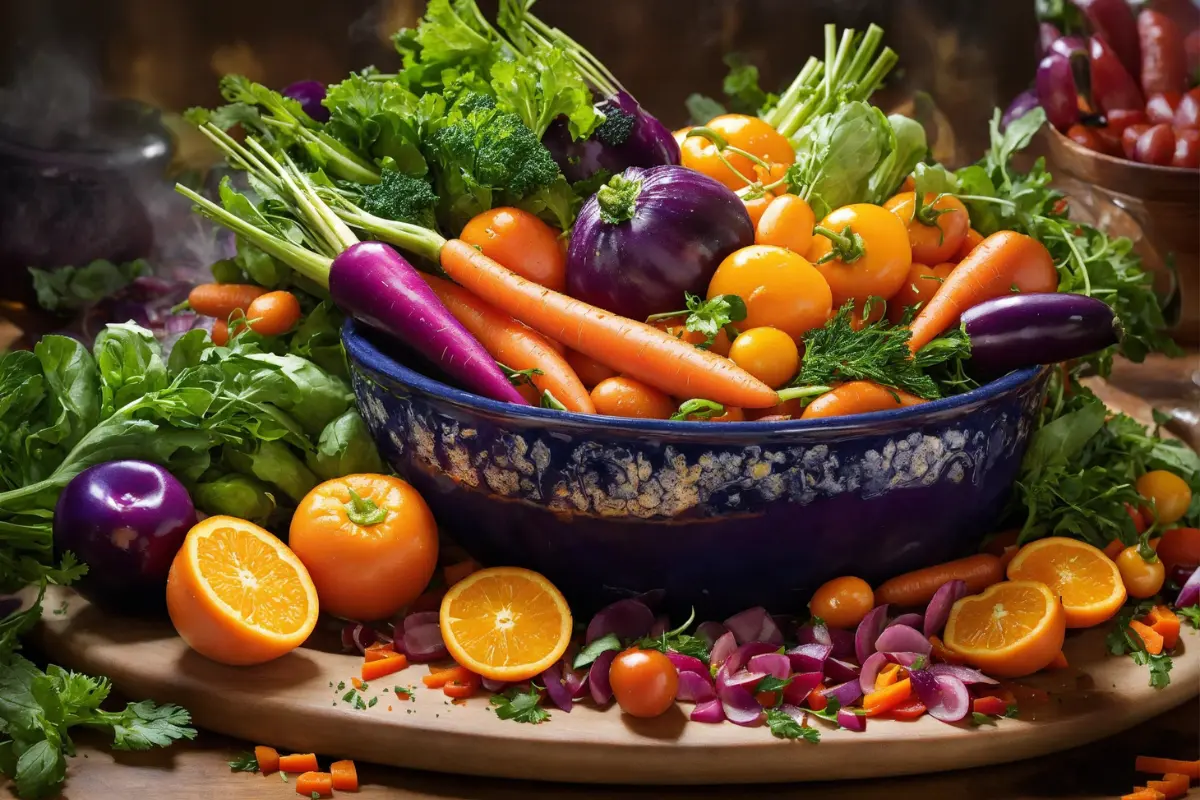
[943, 580, 1066, 678]
[439, 567, 572, 682]
[166, 516, 318, 666]
[1006, 537, 1127, 628]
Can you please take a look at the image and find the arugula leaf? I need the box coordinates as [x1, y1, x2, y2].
[573, 633, 621, 670]
[490, 687, 550, 724]
[27, 260, 152, 313]
[305, 409, 385, 482]
[765, 708, 820, 742]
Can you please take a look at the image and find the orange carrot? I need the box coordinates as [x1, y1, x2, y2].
[443, 670, 481, 699]
[1122, 790, 1166, 800]
[362, 653, 408, 681]
[364, 642, 396, 663]
[907, 231, 1058, 352]
[187, 283, 266, 319]
[254, 745, 280, 775]
[443, 559, 480, 587]
[295, 771, 334, 797]
[1129, 620, 1164, 655]
[874, 554, 1005, 607]
[1136, 758, 1200, 779]
[1148, 774, 1189, 799]
[863, 678, 912, 716]
[351, 676, 364, 690]
[437, 239, 779, 409]
[278, 752, 318, 773]
[423, 274, 595, 413]
[422, 665, 472, 689]
[800, 381, 925, 419]
[1142, 606, 1180, 651]
[1045, 651, 1069, 671]
[330, 760, 359, 792]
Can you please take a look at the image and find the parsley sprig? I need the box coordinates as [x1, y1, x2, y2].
[636, 609, 711, 662]
[490, 687, 550, 724]
[765, 708, 820, 742]
[646, 294, 746, 350]
[1106, 603, 1174, 689]
[228, 751, 260, 773]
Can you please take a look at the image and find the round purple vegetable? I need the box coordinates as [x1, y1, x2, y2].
[566, 166, 753, 321]
[1037, 53, 1082, 131]
[52, 460, 195, 611]
[1002, 90, 1040, 131]
[282, 80, 330, 123]
[543, 91, 681, 184]
[963, 292, 1123, 378]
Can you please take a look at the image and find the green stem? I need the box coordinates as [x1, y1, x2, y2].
[812, 225, 866, 265]
[956, 194, 1017, 208]
[332, 208, 446, 263]
[763, 57, 820, 127]
[344, 489, 388, 527]
[685, 126, 728, 149]
[596, 174, 643, 224]
[776, 385, 833, 403]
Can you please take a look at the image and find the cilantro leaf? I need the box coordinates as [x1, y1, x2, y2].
[1177, 606, 1200, 629]
[1107, 603, 1174, 689]
[721, 54, 778, 117]
[634, 609, 711, 662]
[490, 687, 550, 724]
[754, 675, 792, 700]
[765, 708, 820, 742]
[13, 738, 66, 800]
[573, 633, 621, 670]
[228, 751, 260, 773]
[648, 294, 746, 350]
[101, 700, 197, 750]
[971, 712, 998, 726]
[805, 694, 843, 724]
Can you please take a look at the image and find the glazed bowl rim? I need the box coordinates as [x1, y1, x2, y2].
[343, 318, 1044, 437]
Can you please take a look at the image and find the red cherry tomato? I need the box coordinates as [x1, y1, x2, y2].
[1106, 108, 1148, 133]
[1138, 10, 1188, 96]
[1066, 124, 1103, 153]
[1146, 91, 1183, 124]
[1122, 123, 1152, 159]
[1156, 528, 1200, 575]
[1094, 126, 1123, 156]
[1135, 123, 1176, 165]
[608, 648, 680, 718]
[1173, 128, 1200, 168]
[1175, 87, 1200, 129]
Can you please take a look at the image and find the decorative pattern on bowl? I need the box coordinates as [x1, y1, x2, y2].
[345, 320, 1048, 617]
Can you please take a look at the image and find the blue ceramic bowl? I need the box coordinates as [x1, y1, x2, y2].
[344, 320, 1049, 618]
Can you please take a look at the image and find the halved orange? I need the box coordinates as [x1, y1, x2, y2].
[166, 516, 319, 666]
[439, 566, 572, 682]
[943, 580, 1066, 678]
[1006, 536, 1127, 628]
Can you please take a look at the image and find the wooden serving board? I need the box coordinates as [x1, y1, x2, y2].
[33, 586, 1199, 786]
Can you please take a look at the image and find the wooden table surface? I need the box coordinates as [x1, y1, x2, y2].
[2, 318, 1198, 800]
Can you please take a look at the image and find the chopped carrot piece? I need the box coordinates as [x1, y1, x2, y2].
[330, 760, 359, 792]
[443, 559, 480, 587]
[929, 635, 966, 665]
[863, 678, 912, 717]
[875, 663, 902, 690]
[295, 771, 334, 798]
[443, 670, 481, 699]
[1148, 774, 1188, 799]
[364, 641, 396, 663]
[971, 696, 1009, 716]
[351, 676, 364, 690]
[254, 745, 279, 775]
[1142, 606, 1181, 651]
[1122, 790, 1165, 800]
[422, 665, 471, 689]
[1129, 620, 1165, 655]
[1161, 774, 1192, 797]
[362, 653, 408, 681]
[278, 752, 318, 773]
[1136, 758, 1200, 780]
[1046, 651, 1069, 671]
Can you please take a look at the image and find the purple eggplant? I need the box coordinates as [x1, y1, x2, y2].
[543, 91, 681, 184]
[1037, 53, 1082, 131]
[1002, 90, 1040, 131]
[282, 80, 330, 123]
[329, 242, 527, 405]
[963, 293, 1123, 378]
[566, 166, 753, 321]
[53, 460, 195, 611]
[1074, 0, 1142, 80]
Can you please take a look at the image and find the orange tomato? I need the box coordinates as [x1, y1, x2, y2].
[166, 516, 319, 666]
[680, 114, 795, 190]
[673, 126, 693, 148]
[887, 262, 955, 323]
[1005, 537, 1127, 628]
[245, 290, 302, 337]
[753, 162, 791, 193]
[563, 349, 618, 388]
[1115, 546, 1166, 599]
[289, 474, 439, 621]
[743, 193, 773, 228]
[1135, 470, 1193, 526]
[460, 207, 567, 292]
[591, 377, 676, 420]
[942, 581, 1066, 678]
[707, 245, 832, 341]
[649, 316, 731, 356]
[809, 576, 874, 630]
[883, 192, 970, 265]
[609, 648, 680, 718]
[755, 193, 816, 254]
[807, 204, 912, 306]
[727, 326, 800, 389]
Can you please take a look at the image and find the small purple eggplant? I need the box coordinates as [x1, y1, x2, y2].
[282, 80, 330, 123]
[963, 292, 1123, 378]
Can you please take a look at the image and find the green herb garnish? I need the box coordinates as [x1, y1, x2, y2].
[490, 687, 550, 724]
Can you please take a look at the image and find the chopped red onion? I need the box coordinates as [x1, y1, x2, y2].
[719, 684, 765, 726]
[823, 679, 863, 708]
[541, 661, 573, 712]
[783, 672, 823, 706]
[875, 624, 932, 657]
[709, 631, 738, 670]
[855, 605, 890, 664]
[341, 622, 378, 654]
[859, 651, 891, 694]
[690, 698, 726, 723]
[715, 665, 767, 692]
[746, 653, 790, 680]
[927, 663, 998, 685]
[585, 599, 655, 644]
[909, 668, 942, 708]
[923, 580, 968, 638]
[724, 606, 783, 646]
[564, 664, 589, 700]
[888, 613, 923, 630]
[785, 642, 832, 673]
[588, 651, 617, 705]
[340, 623, 357, 653]
[666, 652, 708, 676]
[677, 670, 717, 703]
[887, 652, 927, 668]
[403, 623, 448, 662]
[796, 621, 832, 647]
[695, 621, 728, 648]
[836, 708, 867, 732]
[824, 657, 861, 684]
[1176, 566, 1200, 608]
[481, 677, 507, 693]
[827, 627, 857, 661]
[927, 674, 971, 723]
[725, 642, 781, 675]
[649, 615, 670, 637]
[777, 703, 806, 723]
[403, 611, 440, 632]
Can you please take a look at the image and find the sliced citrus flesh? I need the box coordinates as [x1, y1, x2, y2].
[1006, 536, 1127, 628]
[439, 566, 572, 682]
[166, 516, 319, 666]
[943, 580, 1065, 678]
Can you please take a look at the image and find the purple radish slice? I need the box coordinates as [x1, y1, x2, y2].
[786, 643, 832, 673]
[837, 708, 867, 732]
[926, 663, 999, 685]
[859, 652, 891, 694]
[719, 684, 765, 727]
[926, 674, 971, 723]
[541, 661, 574, 712]
[709, 631, 738, 670]
[909, 668, 943, 709]
[588, 650, 617, 705]
[888, 613, 924, 630]
[875, 624, 933, 657]
[746, 653, 791, 680]
[825, 658, 861, 684]
[725, 642, 782, 675]
[823, 680, 864, 709]
[690, 698, 726, 723]
[923, 580, 969, 637]
[855, 605, 890, 664]
[585, 598, 655, 644]
[724, 606, 784, 646]
[677, 671, 717, 703]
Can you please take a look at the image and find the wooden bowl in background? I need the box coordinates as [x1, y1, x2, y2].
[1044, 125, 1200, 345]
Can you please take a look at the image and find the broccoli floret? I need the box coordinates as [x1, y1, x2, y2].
[593, 103, 635, 147]
[426, 105, 562, 232]
[360, 169, 440, 230]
